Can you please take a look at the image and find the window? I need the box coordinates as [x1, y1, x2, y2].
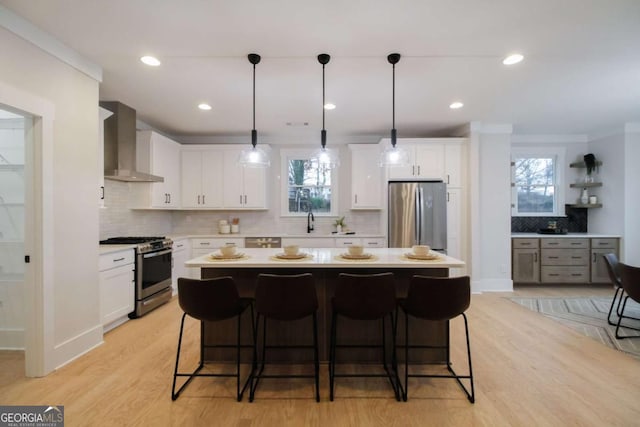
[511, 147, 565, 216]
[281, 149, 337, 216]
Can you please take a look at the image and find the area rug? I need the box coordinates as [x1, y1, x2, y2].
[509, 296, 640, 359]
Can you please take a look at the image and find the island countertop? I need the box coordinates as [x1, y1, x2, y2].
[185, 247, 465, 269]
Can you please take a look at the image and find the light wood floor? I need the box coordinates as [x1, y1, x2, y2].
[2, 285, 639, 427]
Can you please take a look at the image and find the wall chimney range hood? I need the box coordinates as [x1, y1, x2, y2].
[100, 101, 164, 182]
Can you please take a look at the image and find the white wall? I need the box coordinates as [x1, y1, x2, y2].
[587, 133, 625, 236]
[0, 26, 102, 368]
[469, 124, 513, 292]
[623, 125, 640, 264]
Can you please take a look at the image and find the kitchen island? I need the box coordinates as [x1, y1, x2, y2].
[185, 248, 465, 362]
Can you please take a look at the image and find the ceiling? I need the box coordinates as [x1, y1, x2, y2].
[2, 0, 640, 143]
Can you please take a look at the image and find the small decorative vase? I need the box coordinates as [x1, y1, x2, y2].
[580, 189, 589, 205]
[336, 225, 342, 233]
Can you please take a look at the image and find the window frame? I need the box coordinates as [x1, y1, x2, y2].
[280, 148, 339, 217]
[511, 147, 566, 217]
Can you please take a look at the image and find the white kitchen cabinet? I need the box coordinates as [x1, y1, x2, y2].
[192, 237, 245, 253]
[281, 237, 335, 248]
[385, 139, 445, 180]
[349, 145, 383, 209]
[98, 107, 112, 208]
[130, 130, 181, 208]
[181, 150, 224, 208]
[444, 142, 463, 188]
[222, 149, 267, 209]
[384, 138, 466, 183]
[99, 249, 135, 331]
[171, 238, 194, 293]
[334, 237, 362, 247]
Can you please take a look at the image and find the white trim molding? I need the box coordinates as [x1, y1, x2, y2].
[53, 325, 103, 370]
[512, 134, 588, 144]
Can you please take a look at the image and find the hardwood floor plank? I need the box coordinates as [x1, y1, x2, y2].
[1, 286, 639, 426]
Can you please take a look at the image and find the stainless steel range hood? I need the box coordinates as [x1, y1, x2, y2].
[100, 101, 164, 182]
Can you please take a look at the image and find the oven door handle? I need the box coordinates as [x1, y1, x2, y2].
[142, 248, 172, 259]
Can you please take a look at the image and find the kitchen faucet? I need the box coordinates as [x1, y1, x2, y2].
[307, 210, 315, 233]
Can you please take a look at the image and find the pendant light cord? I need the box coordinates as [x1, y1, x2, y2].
[322, 62, 326, 148]
[252, 61, 256, 148]
[392, 62, 396, 147]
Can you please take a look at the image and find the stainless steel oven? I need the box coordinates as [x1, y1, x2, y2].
[100, 236, 173, 318]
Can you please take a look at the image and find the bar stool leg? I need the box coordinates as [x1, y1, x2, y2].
[403, 311, 409, 402]
[313, 312, 320, 402]
[329, 312, 337, 401]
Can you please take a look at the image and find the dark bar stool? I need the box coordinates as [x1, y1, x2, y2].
[250, 273, 320, 402]
[171, 277, 255, 401]
[398, 275, 474, 403]
[329, 272, 401, 401]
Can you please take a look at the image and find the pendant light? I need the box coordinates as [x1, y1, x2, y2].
[238, 53, 270, 167]
[311, 53, 340, 169]
[379, 53, 409, 167]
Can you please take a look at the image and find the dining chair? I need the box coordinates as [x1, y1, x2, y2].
[614, 262, 640, 339]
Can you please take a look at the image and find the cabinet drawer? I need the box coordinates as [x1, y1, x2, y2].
[99, 250, 135, 271]
[541, 249, 589, 266]
[334, 238, 362, 247]
[541, 238, 588, 249]
[362, 238, 387, 248]
[541, 266, 590, 283]
[191, 238, 244, 249]
[591, 238, 618, 250]
[513, 238, 539, 249]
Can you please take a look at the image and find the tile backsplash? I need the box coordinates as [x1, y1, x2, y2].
[100, 180, 382, 239]
[511, 205, 587, 233]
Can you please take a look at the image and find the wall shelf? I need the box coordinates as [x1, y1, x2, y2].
[568, 203, 603, 208]
[569, 160, 602, 168]
[569, 182, 602, 188]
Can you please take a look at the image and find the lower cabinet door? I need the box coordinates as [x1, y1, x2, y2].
[99, 264, 134, 326]
[512, 249, 540, 283]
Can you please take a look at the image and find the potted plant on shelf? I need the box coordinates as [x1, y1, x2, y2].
[334, 216, 346, 233]
[583, 153, 597, 183]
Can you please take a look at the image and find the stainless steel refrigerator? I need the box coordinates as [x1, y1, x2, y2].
[388, 181, 447, 251]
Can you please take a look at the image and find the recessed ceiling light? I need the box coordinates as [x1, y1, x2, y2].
[198, 103, 212, 111]
[140, 56, 161, 66]
[449, 101, 464, 109]
[502, 53, 524, 65]
[324, 103, 336, 110]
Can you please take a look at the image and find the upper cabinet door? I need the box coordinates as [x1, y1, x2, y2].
[200, 151, 224, 208]
[350, 145, 383, 209]
[222, 150, 245, 208]
[387, 144, 417, 180]
[444, 142, 463, 188]
[181, 150, 203, 208]
[241, 165, 266, 208]
[414, 144, 445, 179]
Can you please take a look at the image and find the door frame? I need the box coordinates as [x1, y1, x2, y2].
[1, 80, 55, 376]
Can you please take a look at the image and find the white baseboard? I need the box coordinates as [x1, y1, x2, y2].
[0, 328, 25, 349]
[472, 278, 513, 293]
[53, 324, 104, 370]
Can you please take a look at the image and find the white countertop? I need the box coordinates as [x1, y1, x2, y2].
[511, 233, 621, 238]
[185, 247, 465, 269]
